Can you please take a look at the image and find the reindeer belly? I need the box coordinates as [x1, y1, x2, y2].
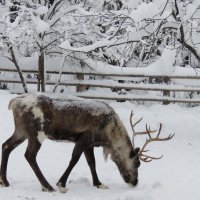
[47, 128, 81, 142]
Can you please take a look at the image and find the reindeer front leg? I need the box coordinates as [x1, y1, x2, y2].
[84, 147, 108, 189]
[57, 141, 84, 193]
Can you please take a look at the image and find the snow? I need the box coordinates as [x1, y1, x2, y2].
[59, 38, 134, 53]
[184, 1, 200, 21]
[17, 92, 111, 115]
[130, 2, 160, 24]
[122, 0, 139, 10]
[35, 6, 49, 15]
[35, 18, 50, 34]
[0, 90, 199, 200]
[1, 49, 200, 90]
[0, 46, 193, 78]
[144, 46, 176, 75]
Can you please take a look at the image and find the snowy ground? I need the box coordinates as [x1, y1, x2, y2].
[0, 90, 199, 200]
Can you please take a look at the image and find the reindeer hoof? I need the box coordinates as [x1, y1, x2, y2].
[56, 182, 68, 193]
[97, 184, 109, 189]
[42, 186, 55, 192]
[58, 186, 68, 193]
[0, 177, 9, 187]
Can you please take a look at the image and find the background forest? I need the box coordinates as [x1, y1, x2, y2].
[0, 0, 200, 95]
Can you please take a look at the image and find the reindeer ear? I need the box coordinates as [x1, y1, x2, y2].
[134, 147, 140, 155]
[129, 147, 140, 158]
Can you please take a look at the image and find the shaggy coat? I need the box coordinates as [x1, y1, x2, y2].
[0, 93, 140, 192]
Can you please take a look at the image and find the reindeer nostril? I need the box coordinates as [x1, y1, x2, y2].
[132, 179, 138, 187]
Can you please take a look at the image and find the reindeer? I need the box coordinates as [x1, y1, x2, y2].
[0, 93, 141, 192]
[0, 93, 174, 192]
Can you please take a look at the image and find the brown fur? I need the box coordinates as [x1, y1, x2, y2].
[0, 93, 140, 191]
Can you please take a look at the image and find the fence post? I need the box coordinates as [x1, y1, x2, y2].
[76, 73, 86, 92]
[163, 76, 171, 105]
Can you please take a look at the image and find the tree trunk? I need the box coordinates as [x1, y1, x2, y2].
[178, 25, 200, 65]
[9, 46, 28, 93]
[38, 51, 46, 92]
[173, 0, 200, 65]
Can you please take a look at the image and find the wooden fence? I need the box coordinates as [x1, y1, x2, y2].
[0, 67, 200, 104]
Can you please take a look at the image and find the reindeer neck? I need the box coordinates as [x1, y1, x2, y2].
[105, 115, 134, 170]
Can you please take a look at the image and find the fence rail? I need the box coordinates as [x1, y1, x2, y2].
[1, 67, 200, 79]
[0, 67, 200, 104]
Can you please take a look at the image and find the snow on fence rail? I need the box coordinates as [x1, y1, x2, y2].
[1, 67, 200, 79]
[0, 67, 200, 104]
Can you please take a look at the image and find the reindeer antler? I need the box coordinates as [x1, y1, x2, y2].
[130, 111, 156, 136]
[130, 111, 175, 162]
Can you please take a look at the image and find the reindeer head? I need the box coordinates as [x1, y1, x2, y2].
[121, 111, 174, 187]
[112, 144, 141, 187]
[127, 146, 141, 186]
[110, 131, 141, 187]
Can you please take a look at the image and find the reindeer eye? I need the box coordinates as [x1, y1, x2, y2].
[135, 159, 141, 168]
[129, 151, 136, 158]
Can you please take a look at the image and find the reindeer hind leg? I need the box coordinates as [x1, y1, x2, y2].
[24, 138, 54, 192]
